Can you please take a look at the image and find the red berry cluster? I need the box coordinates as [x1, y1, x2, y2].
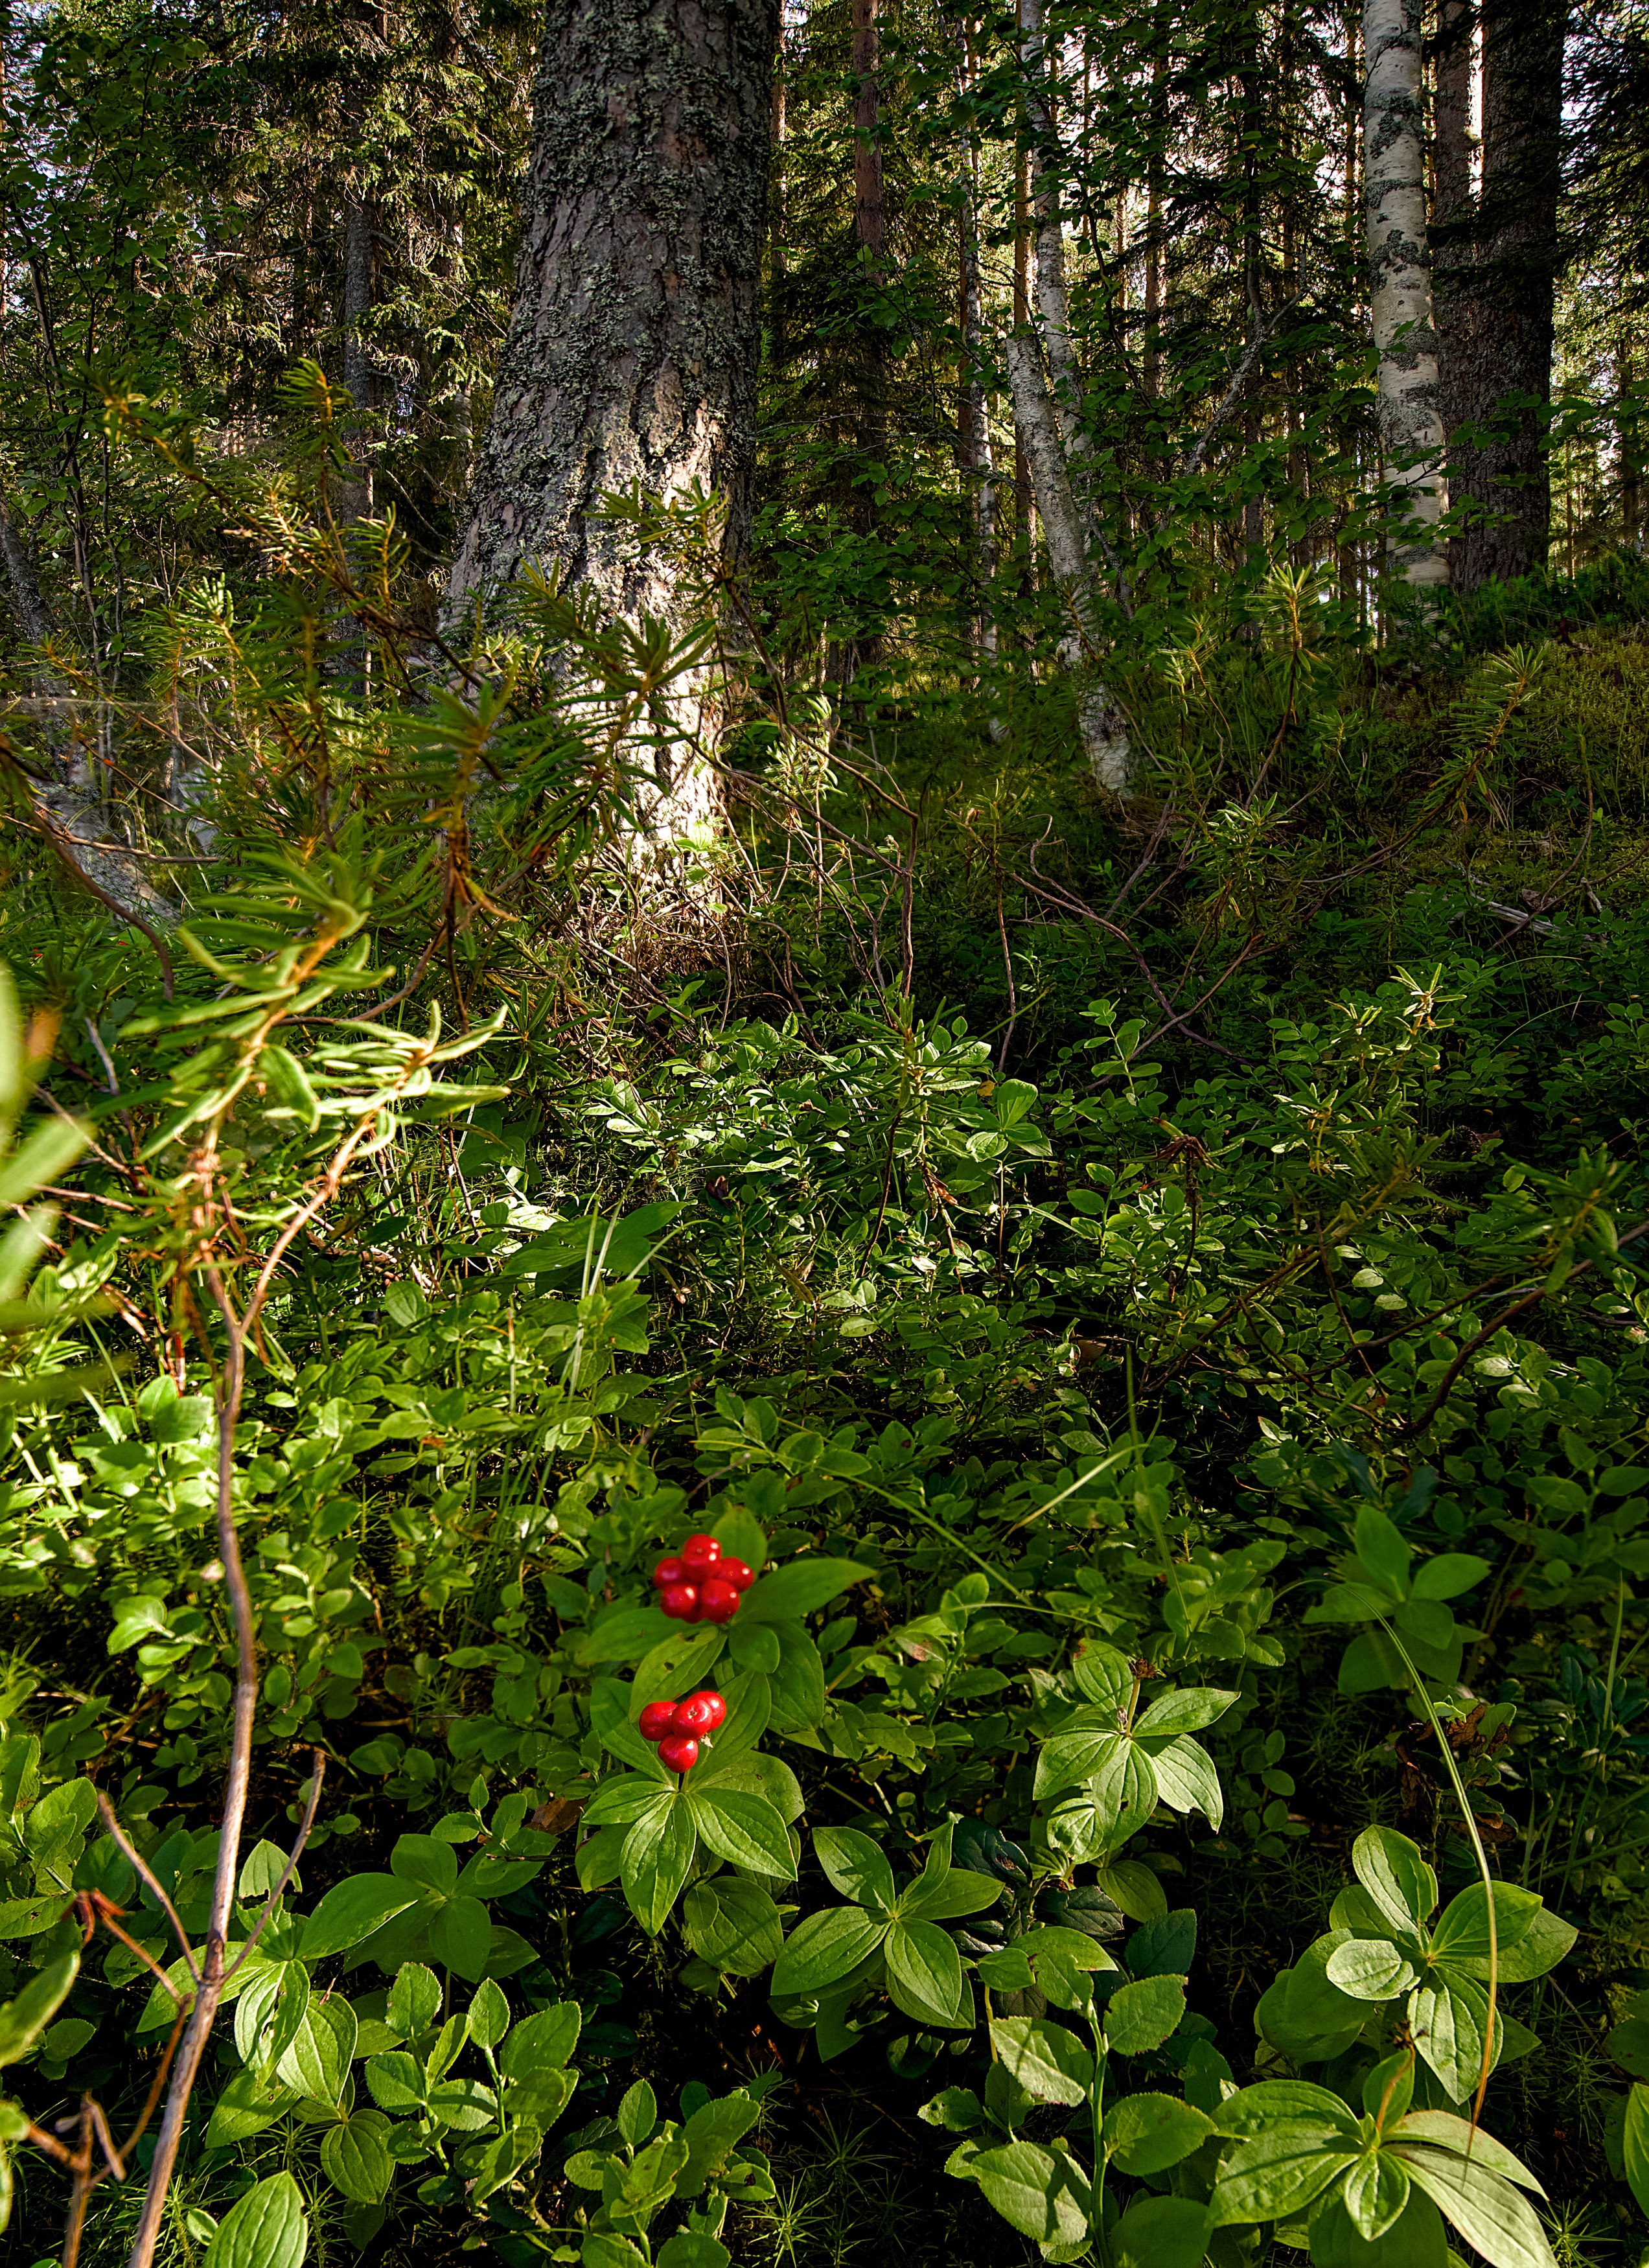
[638, 1687, 726, 1774]
[653, 1533, 754, 1625]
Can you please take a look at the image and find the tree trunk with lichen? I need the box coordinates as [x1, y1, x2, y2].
[447, 0, 777, 850]
[1363, 0, 1447, 591]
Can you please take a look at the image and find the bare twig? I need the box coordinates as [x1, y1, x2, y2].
[93, 1799, 200, 1985]
[225, 1750, 327, 1977]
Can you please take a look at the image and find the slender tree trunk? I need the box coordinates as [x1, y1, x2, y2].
[1144, 47, 1165, 406]
[1436, 0, 1567, 589]
[770, 33, 788, 369]
[448, 0, 777, 842]
[1009, 0, 1131, 788]
[1622, 332, 1641, 550]
[851, 0, 884, 269]
[341, 194, 375, 521]
[1013, 136, 1033, 578]
[1363, 0, 1447, 590]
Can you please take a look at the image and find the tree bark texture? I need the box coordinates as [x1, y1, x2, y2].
[1009, 0, 1131, 791]
[341, 194, 375, 520]
[851, 0, 884, 269]
[1436, 0, 1567, 588]
[1363, 0, 1447, 590]
[448, 0, 777, 628]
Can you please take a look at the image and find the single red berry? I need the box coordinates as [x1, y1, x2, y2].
[717, 1556, 755, 1591]
[658, 1733, 700, 1773]
[673, 1689, 727, 1735]
[680, 1533, 722, 1569]
[696, 1578, 740, 1624]
[637, 1700, 678, 1742]
[652, 1556, 685, 1588]
[659, 1583, 698, 1621]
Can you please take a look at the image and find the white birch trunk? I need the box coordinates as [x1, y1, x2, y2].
[1364, 0, 1448, 591]
[1008, 0, 1133, 792]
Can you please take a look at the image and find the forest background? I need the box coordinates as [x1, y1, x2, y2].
[3, 0, 1649, 2266]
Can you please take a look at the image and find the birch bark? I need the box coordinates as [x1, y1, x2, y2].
[1009, 0, 1132, 791]
[1363, 0, 1447, 591]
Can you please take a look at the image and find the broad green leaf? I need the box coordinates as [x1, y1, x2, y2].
[320, 2112, 395, 2204]
[770, 1906, 888, 1997]
[1343, 2149, 1411, 2239]
[1397, 2141, 1558, 2268]
[1145, 1735, 1223, 1829]
[814, 1825, 896, 1911]
[884, 1919, 972, 2028]
[1429, 1881, 1542, 1970]
[1409, 1974, 1495, 2103]
[919, 2087, 983, 2132]
[364, 2052, 425, 2114]
[1308, 2187, 1449, 2267]
[739, 1558, 873, 1624]
[1090, 1733, 1160, 1842]
[581, 2233, 650, 2268]
[0, 1952, 77, 2066]
[683, 1878, 785, 1976]
[1214, 2079, 1362, 2138]
[276, 1995, 355, 2103]
[1105, 1973, 1185, 2057]
[1018, 1924, 1118, 2011]
[467, 1979, 509, 2049]
[1092, 1859, 1168, 1923]
[203, 2068, 297, 2149]
[617, 2077, 656, 2147]
[1324, 1938, 1418, 2001]
[1354, 1507, 1411, 1600]
[1103, 2090, 1214, 2175]
[1624, 2083, 1649, 2219]
[430, 1895, 492, 1982]
[898, 1866, 1002, 1923]
[677, 2090, 763, 2195]
[989, 2016, 1094, 2106]
[682, 1788, 792, 1880]
[1351, 1827, 1436, 1937]
[584, 1774, 676, 1830]
[202, 2171, 308, 2268]
[621, 1791, 699, 1935]
[631, 1623, 726, 1713]
[1492, 1903, 1576, 1983]
[1033, 1724, 1127, 1801]
[706, 1748, 805, 1822]
[657, 2236, 732, 2268]
[301, 1877, 419, 1961]
[1133, 1686, 1238, 1738]
[389, 1835, 457, 1899]
[1111, 2193, 1211, 2268]
[1069, 1643, 1135, 1712]
[1210, 2123, 1357, 2225]
[235, 1961, 310, 2076]
[579, 1606, 674, 1664]
[387, 1963, 441, 2038]
[1409, 1553, 1492, 1600]
[1391, 2111, 1543, 2191]
[967, 2139, 1091, 2248]
[500, 2002, 582, 2078]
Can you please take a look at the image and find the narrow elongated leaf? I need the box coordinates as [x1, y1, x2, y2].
[0, 1953, 78, 2066]
[1343, 2149, 1411, 2239]
[739, 1559, 873, 1624]
[202, 2171, 308, 2268]
[583, 1774, 675, 1829]
[1392, 2113, 1543, 2192]
[899, 1866, 1002, 1923]
[1351, 1828, 1436, 1938]
[989, 2017, 1094, 2106]
[1624, 2083, 1649, 2219]
[621, 1792, 699, 1934]
[1397, 2142, 1558, 2268]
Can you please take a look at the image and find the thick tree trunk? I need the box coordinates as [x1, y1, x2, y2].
[447, 0, 776, 845]
[1436, 0, 1567, 590]
[1363, 0, 1447, 590]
